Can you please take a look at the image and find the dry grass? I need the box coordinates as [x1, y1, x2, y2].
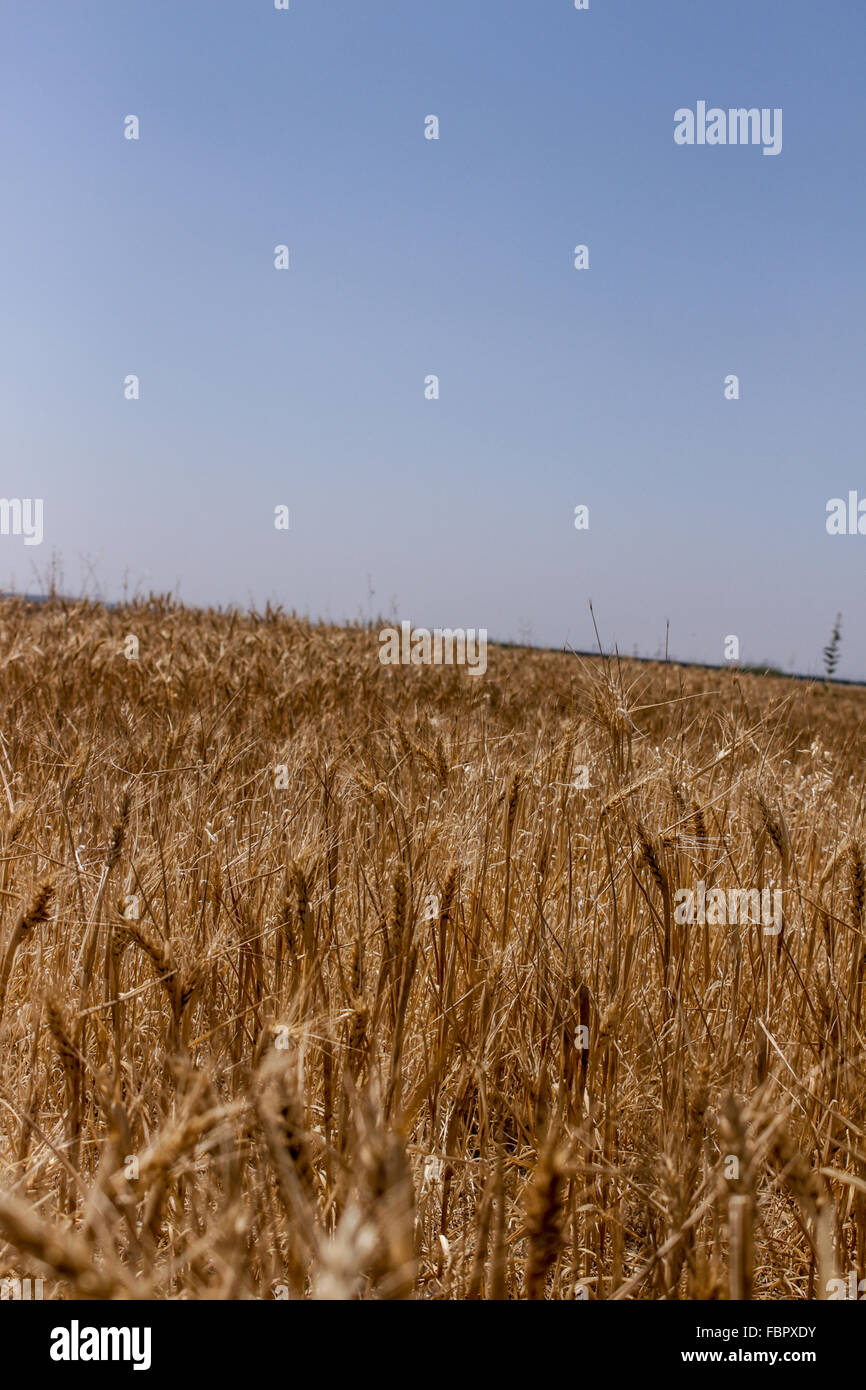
[0, 593, 864, 1300]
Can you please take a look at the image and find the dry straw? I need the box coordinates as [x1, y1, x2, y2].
[0, 594, 861, 1299]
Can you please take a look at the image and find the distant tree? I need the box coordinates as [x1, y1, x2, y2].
[823, 613, 842, 680]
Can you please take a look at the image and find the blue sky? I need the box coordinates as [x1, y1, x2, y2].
[2, 0, 865, 675]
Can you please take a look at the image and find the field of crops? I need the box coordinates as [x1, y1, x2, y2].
[0, 595, 863, 1300]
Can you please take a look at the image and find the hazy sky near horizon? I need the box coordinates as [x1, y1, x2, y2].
[2, 1, 865, 675]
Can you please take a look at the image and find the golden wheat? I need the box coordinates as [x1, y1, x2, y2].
[0, 595, 863, 1300]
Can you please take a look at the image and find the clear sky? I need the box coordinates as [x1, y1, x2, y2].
[2, 1, 864, 676]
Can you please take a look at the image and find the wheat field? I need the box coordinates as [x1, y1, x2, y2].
[0, 594, 863, 1300]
